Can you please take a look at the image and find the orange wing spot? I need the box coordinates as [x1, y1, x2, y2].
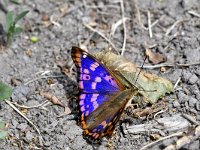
[74, 52, 81, 58]
[83, 129, 89, 135]
[81, 114, 87, 129]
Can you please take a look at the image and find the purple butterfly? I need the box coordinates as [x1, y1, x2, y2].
[71, 47, 133, 143]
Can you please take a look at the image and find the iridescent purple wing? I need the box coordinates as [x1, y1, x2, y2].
[71, 47, 131, 143]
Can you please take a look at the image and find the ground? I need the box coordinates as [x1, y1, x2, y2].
[0, 0, 200, 150]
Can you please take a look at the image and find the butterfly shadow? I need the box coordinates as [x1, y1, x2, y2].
[53, 71, 80, 120]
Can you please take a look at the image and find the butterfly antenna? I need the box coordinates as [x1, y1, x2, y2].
[134, 56, 147, 84]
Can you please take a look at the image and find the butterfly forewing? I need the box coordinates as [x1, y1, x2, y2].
[71, 47, 132, 143]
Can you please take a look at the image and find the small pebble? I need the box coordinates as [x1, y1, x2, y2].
[173, 101, 180, 107]
[196, 101, 200, 111]
[26, 131, 33, 141]
[188, 140, 199, 150]
[177, 92, 189, 104]
[17, 123, 28, 130]
[188, 74, 198, 84]
[11, 119, 19, 127]
[188, 96, 197, 107]
[182, 71, 192, 82]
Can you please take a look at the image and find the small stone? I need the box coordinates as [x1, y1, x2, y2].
[188, 140, 199, 150]
[177, 92, 189, 104]
[182, 71, 192, 82]
[185, 101, 189, 108]
[196, 68, 200, 76]
[189, 108, 197, 115]
[11, 119, 19, 127]
[17, 123, 28, 130]
[25, 100, 40, 106]
[25, 131, 33, 141]
[196, 101, 200, 111]
[44, 140, 51, 147]
[195, 93, 200, 100]
[196, 114, 200, 121]
[188, 74, 198, 84]
[173, 101, 180, 107]
[162, 138, 175, 147]
[188, 96, 197, 107]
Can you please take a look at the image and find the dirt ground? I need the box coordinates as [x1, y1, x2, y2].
[0, 0, 200, 150]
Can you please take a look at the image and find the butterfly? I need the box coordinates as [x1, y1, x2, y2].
[71, 47, 135, 143]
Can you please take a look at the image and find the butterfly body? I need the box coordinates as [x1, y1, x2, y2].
[71, 47, 134, 143]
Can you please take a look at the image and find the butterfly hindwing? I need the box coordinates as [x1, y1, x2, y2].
[71, 47, 132, 143]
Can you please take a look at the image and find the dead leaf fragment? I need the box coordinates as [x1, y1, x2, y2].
[11, 77, 22, 86]
[41, 12, 49, 21]
[145, 48, 165, 64]
[40, 91, 65, 107]
[94, 50, 173, 104]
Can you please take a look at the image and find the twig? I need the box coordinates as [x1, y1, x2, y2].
[165, 20, 184, 36]
[120, 0, 127, 55]
[147, 10, 153, 38]
[140, 132, 183, 150]
[24, 75, 66, 85]
[181, 114, 199, 126]
[173, 77, 181, 90]
[151, 19, 159, 28]
[163, 125, 200, 150]
[153, 108, 168, 119]
[50, 15, 61, 27]
[141, 62, 200, 69]
[83, 23, 118, 51]
[188, 10, 200, 18]
[11, 100, 50, 111]
[5, 99, 44, 142]
[133, 0, 142, 27]
[110, 18, 129, 36]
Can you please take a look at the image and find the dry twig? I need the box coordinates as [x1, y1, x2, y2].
[188, 10, 200, 18]
[147, 10, 153, 38]
[84, 23, 118, 51]
[5, 99, 44, 142]
[141, 62, 200, 69]
[181, 114, 199, 126]
[133, 0, 142, 27]
[164, 126, 200, 150]
[24, 75, 66, 85]
[120, 0, 127, 55]
[173, 77, 181, 90]
[140, 132, 183, 150]
[165, 20, 185, 36]
[11, 100, 50, 111]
